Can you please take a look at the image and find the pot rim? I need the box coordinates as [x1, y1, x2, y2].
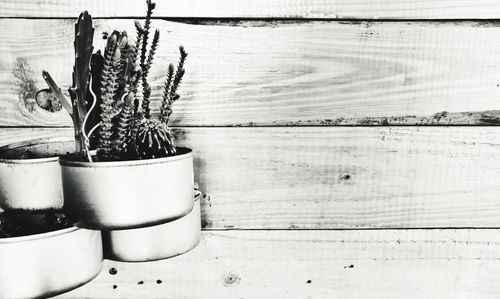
[0, 136, 74, 164]
[59, 147, 193, 168]
[0, 156, 59, 164]
[0, 226, 80, 244]
[194, 192, 201, 203]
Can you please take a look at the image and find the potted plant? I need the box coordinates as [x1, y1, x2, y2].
[52, 1, 193, 229]
[0, 210, 103, 299]
[103, 183, 205, 262]
[0, 137, 74, 211]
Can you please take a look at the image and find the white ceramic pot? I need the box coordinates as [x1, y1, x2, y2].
[0, 137, 74, 211]
[59, 147, 194, 229]
[0, 227, 103, 299]
[103, 192, 201, 262]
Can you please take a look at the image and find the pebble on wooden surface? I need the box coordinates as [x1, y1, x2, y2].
[337, 173, 352, 183]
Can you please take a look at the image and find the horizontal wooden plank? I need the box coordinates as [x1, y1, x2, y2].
[57, 229, 500, 298]
[2, 19, 500, 126]
[3, 0, 500, 19]
[1, 127, 500, 229]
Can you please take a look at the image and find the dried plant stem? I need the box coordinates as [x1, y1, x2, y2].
[41, 70, 72, 116]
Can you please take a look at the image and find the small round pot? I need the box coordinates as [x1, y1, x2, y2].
[103, 192, 201, 262]
[0, 227, 103, 299]
[0, 137, 74, 211]
[59, 147, 194, 229]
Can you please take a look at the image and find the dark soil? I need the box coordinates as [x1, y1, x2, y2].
[0, 146, 71, 160]
[61, 146, 192, 163]
[0, 149, 46, 159]
[0, 210, 73, 238]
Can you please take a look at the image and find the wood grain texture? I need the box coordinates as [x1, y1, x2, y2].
[56, 230, 500, 298]
[2, 19, 500, 126]
[3, 0, 500, 19]
[2, 127, 500, 229]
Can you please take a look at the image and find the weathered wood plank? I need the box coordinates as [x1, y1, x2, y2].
[1, 127, 500, 229]
[3, 0, 500, 19]
[57, 230, 500, 298]
[2, 19, 500, 126]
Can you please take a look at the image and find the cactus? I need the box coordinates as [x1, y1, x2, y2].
[143, 29, 159, 80]
[86, 51, 105, 149]
[50, 0, 187, 162]
[98, 33, 122, 160]
[160, 64, 175, 123]
[140, 0, 156, 73]
[136, 118, 176, 159]
[115, 91, 135, 152]
[68, 11, 94, 154]
[160, 46, 188, 124]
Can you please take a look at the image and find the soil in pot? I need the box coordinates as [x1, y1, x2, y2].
[0, 138, 74, 160]
[61, 146, 192, 162]
[0, 211, 103, 299]
[0, 210, 73, 238]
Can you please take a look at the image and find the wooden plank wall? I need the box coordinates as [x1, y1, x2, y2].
[3, 0, 500, 19]
[3, 19, 500, 127]
[1, 1, 500, 298]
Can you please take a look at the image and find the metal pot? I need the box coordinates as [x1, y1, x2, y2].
[0, 137, 74, 211]
[59, 147, 194, 229]
[103, 192, 201, 262]
[0, 227, 103, 299]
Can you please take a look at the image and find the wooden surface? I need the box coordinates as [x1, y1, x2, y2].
[3, 0, 500, 19]
[2, 127, 499, 229]
[56, 230, 500, 298]
[3, 1, 500, 298]
[2, 19, 500, 126]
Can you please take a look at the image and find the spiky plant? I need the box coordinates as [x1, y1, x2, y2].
[136, 118, 176, 158]
[160, 46, 188, 124]
[45, 0, 187, 162]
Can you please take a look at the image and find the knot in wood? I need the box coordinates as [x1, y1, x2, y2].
[223, 272, 241, 287]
